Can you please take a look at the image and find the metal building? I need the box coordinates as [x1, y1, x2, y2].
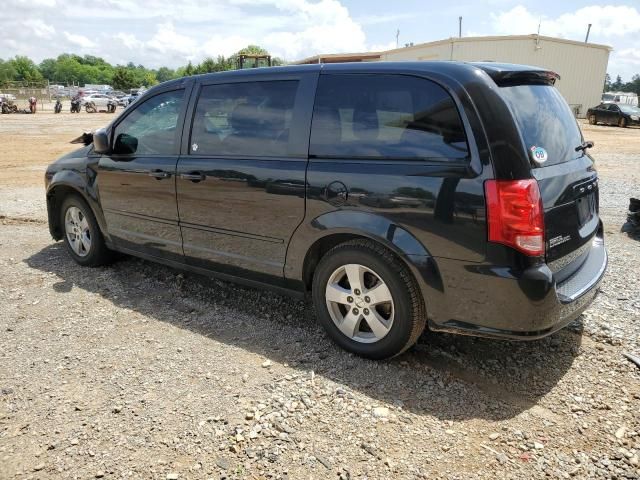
[294, 35, 611, 118]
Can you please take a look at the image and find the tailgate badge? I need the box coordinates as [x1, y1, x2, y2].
[549, 234, 571, 248]
[530, 146, 548, 165]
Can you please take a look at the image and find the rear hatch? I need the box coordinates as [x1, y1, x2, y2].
[498, 82, 600, 281]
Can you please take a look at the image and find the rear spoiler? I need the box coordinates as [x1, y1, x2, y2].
[471, 62, 560, 87]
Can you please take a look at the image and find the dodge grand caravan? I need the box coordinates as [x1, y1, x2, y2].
[45, 62, 607, 359]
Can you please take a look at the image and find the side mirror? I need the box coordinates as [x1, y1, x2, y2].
[93, 128, 111, 154]
[113, 133, 138, 155]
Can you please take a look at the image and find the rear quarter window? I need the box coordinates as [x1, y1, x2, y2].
[310, 74, 469, 162]
[500, 85, 583, 167]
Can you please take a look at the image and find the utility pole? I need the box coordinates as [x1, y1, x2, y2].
[458, 17, 462, 38]
[395, 29, 400, 48]
[585, 23, 592, 43]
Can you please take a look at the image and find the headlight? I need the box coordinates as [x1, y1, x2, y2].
[631, 115, 639, 121]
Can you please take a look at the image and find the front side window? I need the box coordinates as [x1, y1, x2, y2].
[112, 89, 184, 155]
[310, 74, 469, 161]
[190, 81, 299, 157]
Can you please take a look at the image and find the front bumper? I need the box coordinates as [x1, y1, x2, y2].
[428, 236, 607, 340]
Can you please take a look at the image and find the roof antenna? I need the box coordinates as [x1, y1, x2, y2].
[585, 23, 592, 43]
[395, 28, 400, 48]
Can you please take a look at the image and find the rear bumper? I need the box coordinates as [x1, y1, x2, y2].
[428, 236, 607, 340]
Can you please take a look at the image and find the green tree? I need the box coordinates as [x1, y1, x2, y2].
[156, 66, 177, 83]
[230, 45, 282, 69]
[623, 75, 640, 96]
[112, 67, 137, 90]
[10, 56, 43, 83]
[611, 74, 624, 90]
[0, 59, 18, 86]
[39, 58, 57, 81]
[237, 45, 270, 56]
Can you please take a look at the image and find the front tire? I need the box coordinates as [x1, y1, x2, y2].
[60, 195, 112, 267]
[312, 239, 426, 359]
[619, 117, 627, 128]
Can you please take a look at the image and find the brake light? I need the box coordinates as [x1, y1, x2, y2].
[484, 179, 545, 256]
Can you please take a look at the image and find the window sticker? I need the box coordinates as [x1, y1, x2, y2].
[530, 146, 548, 164]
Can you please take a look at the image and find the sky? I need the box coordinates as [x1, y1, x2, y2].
[3, 0, 640, 80]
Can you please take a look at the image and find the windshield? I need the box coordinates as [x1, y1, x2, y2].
[500, 84, 583, 167]
[619, 104, 640, 114]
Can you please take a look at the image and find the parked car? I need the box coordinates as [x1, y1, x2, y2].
[44, 62, 607, 359]
[587, 103, 640, 127]
[81, 93, 117, 113]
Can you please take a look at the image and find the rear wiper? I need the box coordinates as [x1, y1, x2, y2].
[575, 140, 595, 152]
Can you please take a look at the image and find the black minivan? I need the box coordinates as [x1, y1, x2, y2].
[45, 62, 607, 359]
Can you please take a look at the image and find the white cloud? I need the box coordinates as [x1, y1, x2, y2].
[22, 19, 55, 39]
[114, 33, 141, 50]
[63, 32, 96, 49]
[491, 4, 640, 39]
[6, 0, 56, 7]
[105, 0, 369, 65]
[262, 0, 367, 59]
[146, 22, 198, 56]
[609, 48, 640, 80]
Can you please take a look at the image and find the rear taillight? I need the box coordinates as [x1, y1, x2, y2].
[484, 179, 545, 256]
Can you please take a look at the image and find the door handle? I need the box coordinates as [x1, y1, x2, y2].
[148, 169, 171, 179]
[180, 171, 206, 183]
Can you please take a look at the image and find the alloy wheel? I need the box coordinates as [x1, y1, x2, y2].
[65, 206, 91, 257]
[325, 263, 394, 343]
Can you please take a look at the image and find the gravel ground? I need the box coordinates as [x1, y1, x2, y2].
[0, 118, 639, 479]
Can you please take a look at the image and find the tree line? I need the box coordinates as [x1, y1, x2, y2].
[603, 74, 640, 96]
[0, 45, 282, 91]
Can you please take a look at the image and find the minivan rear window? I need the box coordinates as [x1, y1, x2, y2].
[500, 85, 583, 167]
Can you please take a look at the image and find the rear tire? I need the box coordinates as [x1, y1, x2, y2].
[619, 117, 627, 128]
[60, 195, 112, 267]
[312, 239, 426, 359]
[589, 114, 597, 125]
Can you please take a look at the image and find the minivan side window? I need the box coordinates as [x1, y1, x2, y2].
[190, 81, 299, 157]
[310, 74, 469, 161]
[112, 89, 184, 155]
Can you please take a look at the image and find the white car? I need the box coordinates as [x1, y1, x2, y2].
[81, 93, 117, 113]
[0, 92, 16, 101]
[81, 94, 114, 107]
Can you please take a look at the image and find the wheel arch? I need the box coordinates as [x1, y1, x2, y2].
[46, 173, 108, 242]
[288, 211, 444, 303]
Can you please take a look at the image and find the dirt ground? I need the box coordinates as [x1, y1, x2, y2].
[0, 111, 639, 479]
[0, 110, 110, 188]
